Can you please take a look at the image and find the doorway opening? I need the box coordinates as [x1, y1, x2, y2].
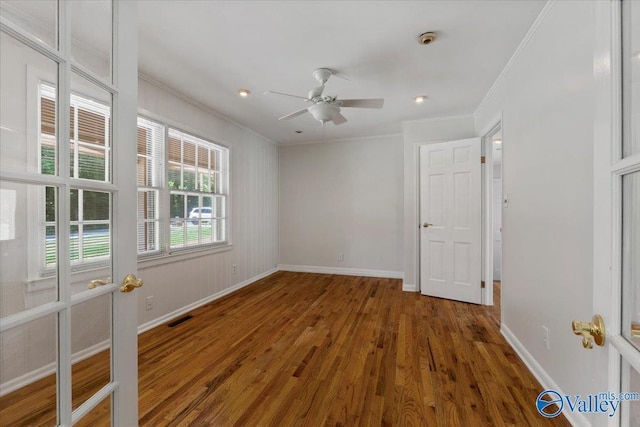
[482, 123, 503, 320]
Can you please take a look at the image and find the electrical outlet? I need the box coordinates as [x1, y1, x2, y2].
[542, 325, 550, 350]
[145, 296, 154, 311]
[337, 253, 344, 261]
[233, 264, 237, 274]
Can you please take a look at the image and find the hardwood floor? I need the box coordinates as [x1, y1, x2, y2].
[1, 272, 568, 426]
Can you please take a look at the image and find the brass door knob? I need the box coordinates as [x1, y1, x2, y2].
[120, 274, 143, 293]
[572, 314, 605, 349]
[423, 223, 434, 228]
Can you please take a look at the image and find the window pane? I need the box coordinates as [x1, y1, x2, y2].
[70, 224, 79, 262]
[201, 221, 213, 244]
[83, 191, 109, 221]
[40, 96, 56, 175]
[77, 144, 106, 181]
[1, 182, 58, 316]
[45, 225, 56, 266]
[212, 196, 225, 218]
[0, 313, 58, 425]
[71, 72, 111, 182]
[622, 0, 640, 157]
[0, 0, 57, 48]
[198, 146, 209, 168]
[82, 223, 110, 261]
[622, 171, 640, 351]
[72, 294, 111, 410]
[170, 220, 185, 248]
[137, 190, 158, 254]
[70, 189, 79, 222]
[1, 33, 57, 175]
[170, 193, 184, 219]
[168, 164, 181, 190]
[183, 165, 196, 191]
[70, 0, 112, 81]
[213, 219, 226, 242]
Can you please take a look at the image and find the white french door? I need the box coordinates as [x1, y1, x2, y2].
[592, 1, 640, 426]
[0, 1, 139, 425]
[419, 138, 482, 304]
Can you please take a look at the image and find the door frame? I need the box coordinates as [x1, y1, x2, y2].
[480, 120, 502, 307]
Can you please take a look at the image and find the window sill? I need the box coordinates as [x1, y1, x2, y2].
[137, 243, 233, 269]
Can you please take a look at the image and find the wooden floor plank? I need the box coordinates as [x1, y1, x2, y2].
[0, 274, 570, 426]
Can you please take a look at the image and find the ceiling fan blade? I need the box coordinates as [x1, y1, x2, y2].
[332, 112, 348, 125]
[278, 108, 309, 121]
[339, 99, 384, 109]
[264, 90, 310, 101]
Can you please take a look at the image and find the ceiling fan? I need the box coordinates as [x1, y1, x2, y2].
[265, 68, 384, 126]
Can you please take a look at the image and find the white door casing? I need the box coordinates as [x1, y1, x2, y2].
[419, 138, 482, 304]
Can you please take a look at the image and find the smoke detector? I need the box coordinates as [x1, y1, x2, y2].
[418, 32, 437, 45]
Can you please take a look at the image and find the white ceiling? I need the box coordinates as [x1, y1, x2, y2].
[138, 1, 546, 145]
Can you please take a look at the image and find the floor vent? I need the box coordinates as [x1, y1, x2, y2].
[168, 314, 193, 328]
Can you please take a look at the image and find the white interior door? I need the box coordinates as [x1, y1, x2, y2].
[419, 138, 482, 304]
[0, 1, 138, 425]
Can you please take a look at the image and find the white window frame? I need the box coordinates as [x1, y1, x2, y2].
[39, 83, 112, 274]
[166, 127, 229, 252]
[136, 116, 164, 256]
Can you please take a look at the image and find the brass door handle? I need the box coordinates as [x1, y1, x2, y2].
[632, 322, 640, 338]
[572, 314, 605, 349]
[120, 274, 143, 293]
[88, 278, 111, 289]
[422, 223, 434, 228]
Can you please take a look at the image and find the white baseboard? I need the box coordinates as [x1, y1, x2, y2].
[500, 324, 588, 427]
[0, 268, 278, 396]
[137, 267, 278, 334]
[402, 282, 417, 292]
[277, 264, 403, 280]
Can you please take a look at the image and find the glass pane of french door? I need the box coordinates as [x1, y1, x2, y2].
[622, 171, 640, 350]
[622, 0, 640, 158]
[0, 0, 57, 49]
[621, 360, 640, 427]
[0, 313, 58, 425]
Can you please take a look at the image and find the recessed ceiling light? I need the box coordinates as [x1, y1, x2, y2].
[418, 32, 437, 45]
[493, 138, 502, 144]
[414, 96, 427, 104]
[237, 89, 251, 97]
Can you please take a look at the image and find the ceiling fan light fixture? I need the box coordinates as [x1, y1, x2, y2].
[308, 103, 340, 123]
[237, 88, 251, 97]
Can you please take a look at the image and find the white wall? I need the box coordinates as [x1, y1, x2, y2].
[136, 76, 279, 328]
[474, 1, 597, 424]
[401, 116, 477, 290]
[278, 135, 403, 277]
